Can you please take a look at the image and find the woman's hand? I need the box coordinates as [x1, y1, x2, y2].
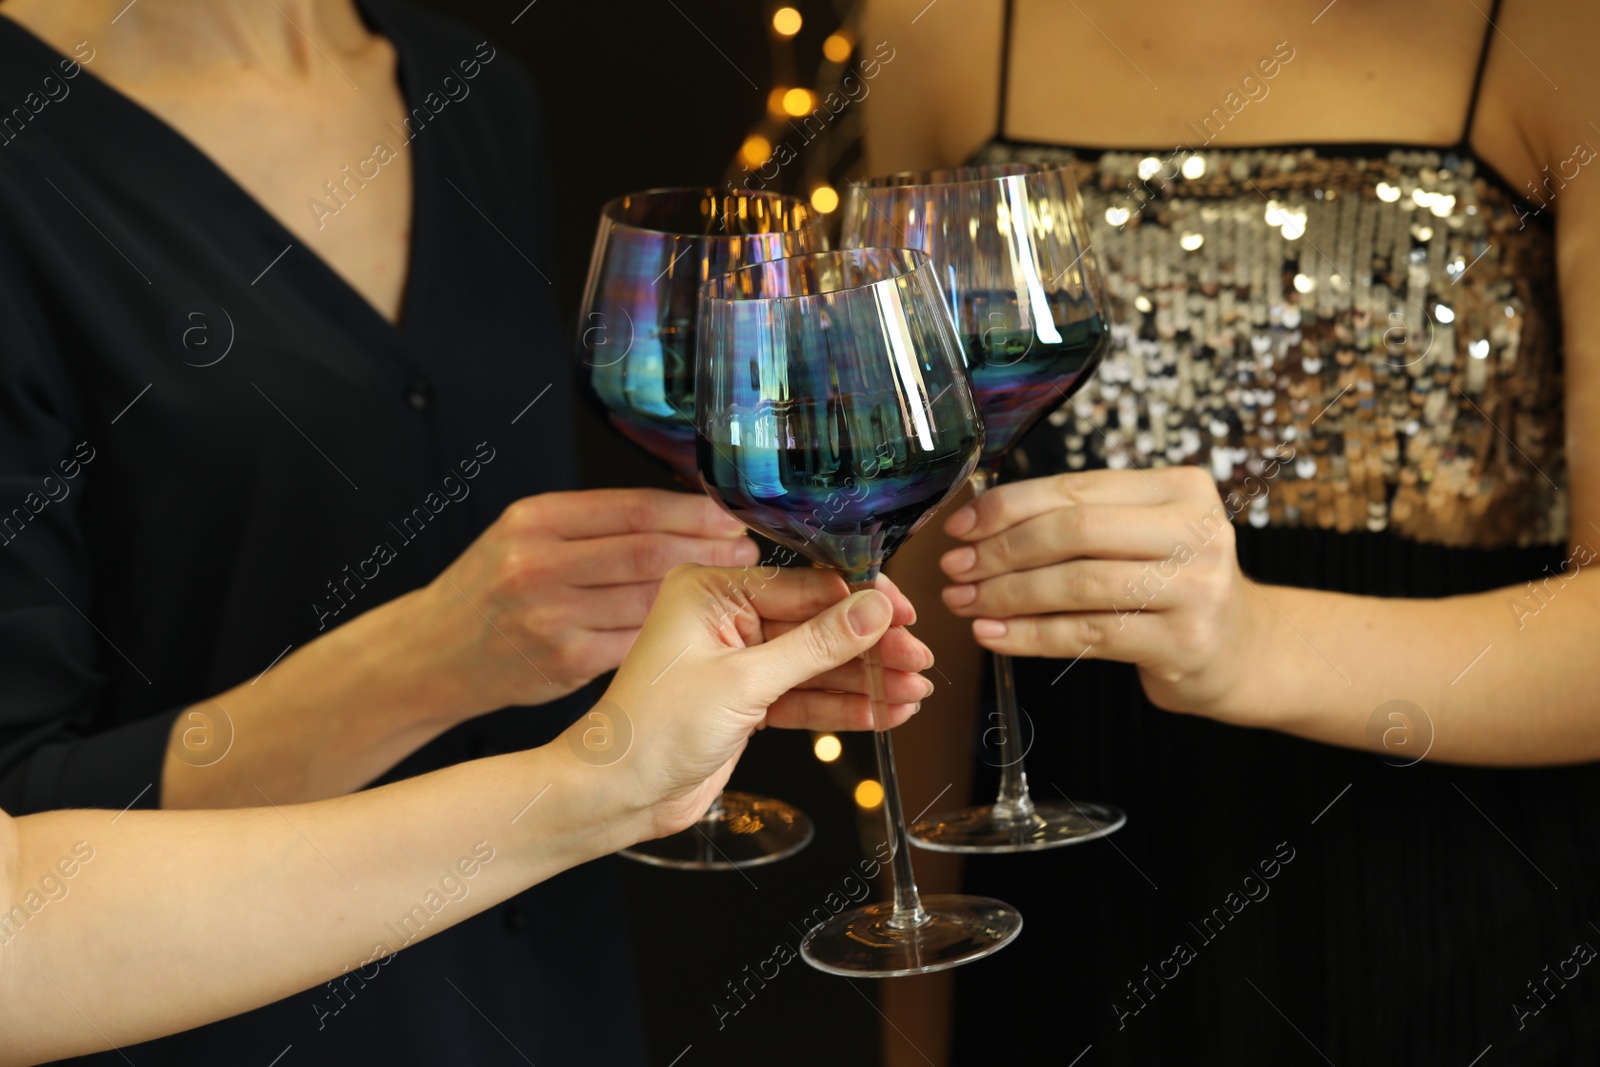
[387, 489, 763, 722]
[936, 467, 1267, 718]
[589, 565, 932, 839]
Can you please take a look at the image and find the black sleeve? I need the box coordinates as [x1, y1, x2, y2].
[0, 231, 177, 815]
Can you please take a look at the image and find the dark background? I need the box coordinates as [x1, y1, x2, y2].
[409, 3, 888, 1065]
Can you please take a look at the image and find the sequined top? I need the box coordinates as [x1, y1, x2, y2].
[971, 139, 1566, 550]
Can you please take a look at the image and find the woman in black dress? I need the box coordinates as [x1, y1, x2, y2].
[0, 0, 932, 1063]
[868, 0, 1600, 1062]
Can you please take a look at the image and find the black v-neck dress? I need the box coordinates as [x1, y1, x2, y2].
[0, 3, 646, 1064]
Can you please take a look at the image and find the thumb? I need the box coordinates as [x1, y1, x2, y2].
[738, 588, 895, 697]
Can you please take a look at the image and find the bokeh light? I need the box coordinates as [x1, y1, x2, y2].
[810, 185, 840, 213]
[854, 779, 884, 809]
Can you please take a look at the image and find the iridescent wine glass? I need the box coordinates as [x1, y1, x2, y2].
[579, 187, 825, 869]
[578, 186, 825, 484]
[843, 163, 1125, 853]
[697, 247, 1023, 976]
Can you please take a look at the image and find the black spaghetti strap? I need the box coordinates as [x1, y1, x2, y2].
[996, 0, 1015, 139]
[1460, 0, 1503, 144]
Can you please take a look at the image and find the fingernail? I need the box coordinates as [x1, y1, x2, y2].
[941, 546, 977, 575]
[945, 506, 977, 537]
[943, 583, 977, 607]
[917, 675, 935, 698]
[732, 539, 760, 562]
[973, 619, 1007, 639]
[847, 590, 891, 636]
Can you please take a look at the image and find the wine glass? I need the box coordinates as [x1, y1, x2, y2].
[843, 163, 1125, 853]
[697, 247, 1023, 976]
[578, 187, 825, 870]
[578, 187, 825, 485]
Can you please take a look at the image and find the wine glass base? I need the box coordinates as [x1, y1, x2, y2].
[909, 798, 1125, 854]
[800, 894, 1022, 978]
[618, 792, 813, 870]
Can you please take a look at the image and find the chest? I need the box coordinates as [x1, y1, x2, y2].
[979, 140, 1566, 550]
[106, 58, 414, 325]
[1000, 0, 1493, 150]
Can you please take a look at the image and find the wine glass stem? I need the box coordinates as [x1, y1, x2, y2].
[968, 469, 1038, 823]
[700, 792, 728, 824]
[847, 578, 929, 931]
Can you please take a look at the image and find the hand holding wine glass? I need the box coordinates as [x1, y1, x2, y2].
[604, 565, 934, 840]
[399, 489, 757, 714]
[938, 465, 1264, 721]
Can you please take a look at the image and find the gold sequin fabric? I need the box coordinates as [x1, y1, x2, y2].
[976, 141, 1566, 549]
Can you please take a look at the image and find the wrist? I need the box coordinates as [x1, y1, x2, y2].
[527, 721, 657, 856]
[1205, 580, 1312, 728]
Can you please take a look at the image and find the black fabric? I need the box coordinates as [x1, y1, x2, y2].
[1460, 0, 1503, 144]
[952, 429, 1600, 1064]
[996, 0, 1015, 139]
[0, 2, 645, 1064]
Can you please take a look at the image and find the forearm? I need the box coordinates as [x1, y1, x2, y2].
[1, 733, 642, 1066]
[161, 590, 463, 809]
[1223, 574, 1600, 766]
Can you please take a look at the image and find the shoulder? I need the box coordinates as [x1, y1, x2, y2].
[1476, 0, 1600, 200]
[860, 0, 1003, 171]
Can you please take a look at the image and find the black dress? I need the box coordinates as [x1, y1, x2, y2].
[0, 2, 646, 1064]
[951, 3, 1600, 1064]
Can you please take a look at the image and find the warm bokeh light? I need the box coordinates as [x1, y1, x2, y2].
[810, 184, 840, 213]
[854, 779, 885, 809]
[767, 87, 789, 115]
[772, 6, 802, 36]
[813, 733, 842, 762]
[739, 134, 772, 167]
[781, 87, 815, 116]
[823, 32, 853, 63]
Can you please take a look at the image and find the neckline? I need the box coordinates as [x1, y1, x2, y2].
[987, 135, 1471, 159]
[981, 133, 1548, 217]
[0, 0, 426, 338]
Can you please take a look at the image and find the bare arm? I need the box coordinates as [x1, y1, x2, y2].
[6, 742, 626, 1066]
[0, 566, 927, 1067]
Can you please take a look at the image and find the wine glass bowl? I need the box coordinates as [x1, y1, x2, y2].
[697, 246, 1023, 977]
[843, 163, 1110, 478]
[578, 187, 824, 486]
[843, 163, 1126, 855]
[696, 247, 982, 580]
